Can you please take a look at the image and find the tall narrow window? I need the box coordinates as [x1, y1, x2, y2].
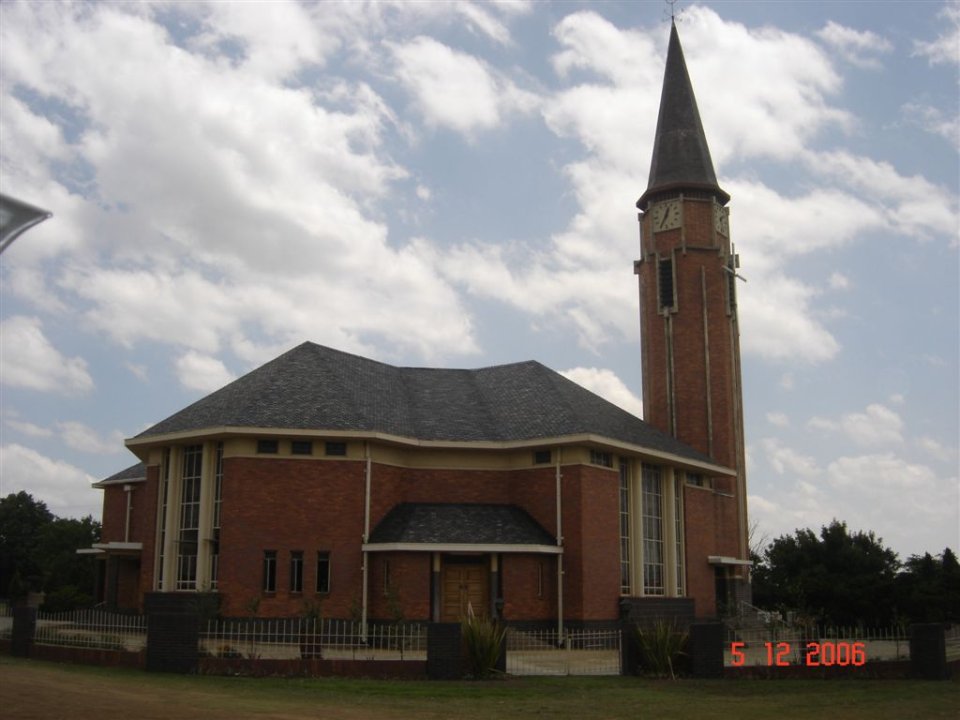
[619, 458, 632, 594]
[658, 258, 675, 310]
[290, 551, 304, 593]
[156, 448, 170, 589]
[176, 445, 202, 590]
[674, 476, 685, 596]
[642, 464, 665, 595]
[263, 550, 277, 593]
[316, 551, 330, 593]
[211, 442, 223, 590]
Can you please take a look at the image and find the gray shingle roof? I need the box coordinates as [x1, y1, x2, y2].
[368, 503, 555, 546]
[96, 462, 146, 486]
[638, 22, 729, 210]
[133, 341, 719, 467]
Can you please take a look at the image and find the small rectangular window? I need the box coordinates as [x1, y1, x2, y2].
[383, 559, 391, 596]
[291, 440, 313, 455]
[533, 449, 551, 465]
[290, 551, 304, 593]
[537, 561, 544, 598]
[325, 441, 347, 456]
[316, 551, 330, 593]
[257, 439, 279, 454]
[263, 550, 277, 593]
[589, 449, 613, 468]
[686, 472, 712, 489]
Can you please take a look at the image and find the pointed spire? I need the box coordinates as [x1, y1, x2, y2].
[638, 22, 728, 210]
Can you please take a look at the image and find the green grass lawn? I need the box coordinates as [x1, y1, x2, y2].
[2, 655, 957, 720]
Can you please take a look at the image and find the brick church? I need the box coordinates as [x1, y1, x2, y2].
[87, 22, 750, 627]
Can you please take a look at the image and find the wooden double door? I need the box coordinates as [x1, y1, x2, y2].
[441, 561, 489, 621]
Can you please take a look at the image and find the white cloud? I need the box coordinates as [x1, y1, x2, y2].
[0, 316, 94, 394]
[56, 421, 125, 455]
[828, 272, 850, 290]
[559, 367, 643, 417]
[763, 438, 820, 478]
[766, 412, 790, 428]
[0, 443, 100, 518]
[808, 403, 904, 447]
[913, 2, 960, 66]
[175, 351, 237, 393]
[815, 20, 893, 69]
[389, 36, 538, 136]
[3, 417, 53, 438]
[901, 101, 960, 152]
[2, 2, 481, 367]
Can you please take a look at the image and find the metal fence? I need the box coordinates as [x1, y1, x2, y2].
[724, 623, 912, 667]
[33, 608, 147, 651]
[201, 618, 427, 661]
[506, 628, 621, 676]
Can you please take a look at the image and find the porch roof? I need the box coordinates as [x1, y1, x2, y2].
[365, 503, 558, 553]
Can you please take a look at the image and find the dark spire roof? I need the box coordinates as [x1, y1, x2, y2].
[638, 22, 728, 210]
[130, 341, 726, 469]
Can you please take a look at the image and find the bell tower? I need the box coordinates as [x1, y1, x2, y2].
[635, 22, 749, 613]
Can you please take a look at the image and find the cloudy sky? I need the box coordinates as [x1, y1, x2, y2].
[0, 1, 956, 561]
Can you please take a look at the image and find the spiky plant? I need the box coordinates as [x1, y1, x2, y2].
[461, 604, 506, 679]
[633, 620, 688, 679]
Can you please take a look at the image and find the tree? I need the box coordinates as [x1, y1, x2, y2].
[752, 520, 900, 627]
[0, 491, 54, 597]
[0, 491, 101, 608]
[894, 548, 960, 623]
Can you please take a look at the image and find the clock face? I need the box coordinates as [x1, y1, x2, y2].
[714, 205, 729, 236]
[650, 200, 681, 232]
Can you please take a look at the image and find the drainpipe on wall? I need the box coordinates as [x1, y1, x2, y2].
[555, 447, 564, 644]
[361, 442, 372, 641]
[123, 484, 133, 543]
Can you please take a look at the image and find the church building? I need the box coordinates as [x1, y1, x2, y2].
[87, 22, 750, 627]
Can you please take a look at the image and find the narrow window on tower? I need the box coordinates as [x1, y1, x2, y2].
[658, 257, 675, 310]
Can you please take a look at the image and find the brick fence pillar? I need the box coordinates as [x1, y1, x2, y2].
[689, 622, 724, 678]
[144, 593, 216, 673]
[910, 623, 947, 680]
[427, 623, 462, 680]
[11, 606, 37, 658]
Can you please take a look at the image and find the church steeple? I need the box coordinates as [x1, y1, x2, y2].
[634, 19, 749, 614]
[638, 22, 728, 210]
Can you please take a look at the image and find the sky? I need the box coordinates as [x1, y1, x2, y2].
[0, 0, 957, 563]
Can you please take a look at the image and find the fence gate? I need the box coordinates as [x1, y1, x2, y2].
[506, 628, 621, 676]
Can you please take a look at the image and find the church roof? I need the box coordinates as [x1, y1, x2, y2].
[368, 503, 556, 547]
[638, 22, 729, 210]
[130, 341, 727, 470]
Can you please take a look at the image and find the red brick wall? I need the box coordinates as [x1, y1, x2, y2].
[367, 553, 431, 621]
[217, 457, 365, 617]
[501, 554, 556, 620]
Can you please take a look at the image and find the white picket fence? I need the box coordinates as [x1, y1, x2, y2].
[506, 628, 621, 676]
[724, 623, 913, 666]
[33, 608, 147, 651]
[201, 617, 427, 661]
